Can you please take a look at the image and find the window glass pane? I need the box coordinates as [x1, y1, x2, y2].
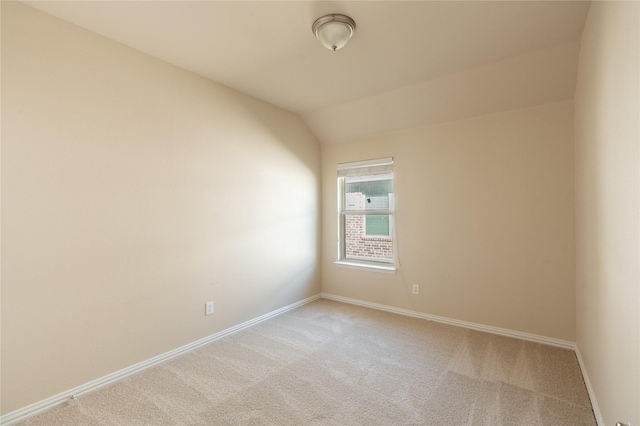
[344, 214, 393, 263]
[365, 215, 389, 236]
[345, 176, 393, 211]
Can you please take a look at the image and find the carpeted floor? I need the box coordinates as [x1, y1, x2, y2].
[20, 299, 596, 425]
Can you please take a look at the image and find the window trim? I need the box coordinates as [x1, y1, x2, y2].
[336, 158, 396, 272]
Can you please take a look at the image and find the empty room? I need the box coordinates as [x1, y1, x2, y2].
[1, 1, 638, 425]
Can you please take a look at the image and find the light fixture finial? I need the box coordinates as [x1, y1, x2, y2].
[312, 14, 356, 51]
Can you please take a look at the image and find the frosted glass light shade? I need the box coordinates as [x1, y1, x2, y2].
[312, 14, 356, 51]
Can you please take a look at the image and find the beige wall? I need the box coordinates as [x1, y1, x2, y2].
[574, 2, 640, 425]
[1, 2, 320, 414]
[322, 102, 576, 341]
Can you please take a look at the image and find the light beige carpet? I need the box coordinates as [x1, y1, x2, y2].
[20, 299, 596, 425]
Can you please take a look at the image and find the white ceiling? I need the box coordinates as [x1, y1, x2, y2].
[24, 1, 590, 143]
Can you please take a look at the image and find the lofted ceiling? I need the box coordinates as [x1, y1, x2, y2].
[24, 1, 591, 143]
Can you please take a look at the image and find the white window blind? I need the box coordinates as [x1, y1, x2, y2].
[337, 157, 393, 178]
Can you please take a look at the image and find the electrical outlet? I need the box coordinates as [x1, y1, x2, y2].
[412, 284, 420, 295]
[205, 301, 214, 315]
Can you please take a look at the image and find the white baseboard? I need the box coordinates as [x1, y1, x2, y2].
[574, 345, 604, 426]
[321, 293, 576, 350]
[0, 294, 321, 426]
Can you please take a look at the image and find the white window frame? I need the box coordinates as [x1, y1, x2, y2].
[336, 158, 396, 273]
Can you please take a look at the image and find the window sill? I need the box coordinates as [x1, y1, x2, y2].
[334, 261, 397, 274]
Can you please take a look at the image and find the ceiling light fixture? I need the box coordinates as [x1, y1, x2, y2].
[312, 14, 356, 51]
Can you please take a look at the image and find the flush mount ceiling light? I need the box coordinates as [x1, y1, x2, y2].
[312, 14, 356, 51]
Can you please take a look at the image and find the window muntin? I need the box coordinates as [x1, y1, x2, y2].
[337, 158, 394, 267]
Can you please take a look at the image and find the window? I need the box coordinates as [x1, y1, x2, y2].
[337, 158, 395, 272]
